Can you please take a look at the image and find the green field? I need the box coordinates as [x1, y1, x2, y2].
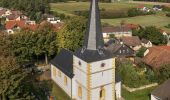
[51, 2, 170, 32]
[122, 87, 156, 100]
[102, 14, 170, 31]
[51, 2, 145, 15]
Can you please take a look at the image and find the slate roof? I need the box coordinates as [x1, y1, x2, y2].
[152, 79, 170, 99]
[143, 46, 170, 69]
[51, 49, 74, 78]
[74, 48, 113, 63]
[121, 36, 141, 47]
[106, 42, 135, 57]
[102, 26, 131, 33]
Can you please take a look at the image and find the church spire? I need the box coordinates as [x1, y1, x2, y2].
[83, 0, 104, 50]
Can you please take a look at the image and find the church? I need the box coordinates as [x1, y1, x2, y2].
[50, 0, 122, 99]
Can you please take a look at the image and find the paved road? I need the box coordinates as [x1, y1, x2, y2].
[129, 1, 170, 5]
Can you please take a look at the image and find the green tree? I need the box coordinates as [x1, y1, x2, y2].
[0, 56, 33, 100]
[57, 16, 86, 52]
[35, 22, 57, 64]
[156, 64, 170, 84]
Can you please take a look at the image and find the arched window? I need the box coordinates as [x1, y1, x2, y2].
[100, 87, 105, 100]
[64, 76, 67, 86]
[53, 67, 56, 77]
[78, 86, 82, 98]
[58, 70, 61, 77]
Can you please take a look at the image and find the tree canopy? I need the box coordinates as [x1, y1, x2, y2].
[57, 16, 86, 52]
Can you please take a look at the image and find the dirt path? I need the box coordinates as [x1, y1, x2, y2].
[129, 1, 170, 5]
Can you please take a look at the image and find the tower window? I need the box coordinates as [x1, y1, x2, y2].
[101, 63, 105, 68]
[100, 86, 105, 100]
[64, 76, 67, 86]
[78, 86, 82, 98]
[78, 61, 81, 66]
[53, 67, 57, 77]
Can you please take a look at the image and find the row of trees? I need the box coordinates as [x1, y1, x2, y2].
[0, 16, 86, 99]
[0, 0, 50, 21]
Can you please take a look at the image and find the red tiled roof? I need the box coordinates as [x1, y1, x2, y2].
[125, 24, 139, 29]
[5, 20, 26, 29]
[143, 46, 170, 69]
[137, 5, 145, 9]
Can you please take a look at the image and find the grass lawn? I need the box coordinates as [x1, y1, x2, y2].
[51, 82, 71, 100]
[122, 87, 156, 100]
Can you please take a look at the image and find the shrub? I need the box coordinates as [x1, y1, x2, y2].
[162, 5, 170, 12]
[136, 47, 147, 57]
[166, 13, 170, 17]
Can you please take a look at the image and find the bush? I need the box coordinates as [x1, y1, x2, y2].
[118, 63, 151, 88]
[156, 64, 170, 84]
[128, 8, 155, 17]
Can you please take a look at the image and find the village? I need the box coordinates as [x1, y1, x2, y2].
[0, 0, 170, 100]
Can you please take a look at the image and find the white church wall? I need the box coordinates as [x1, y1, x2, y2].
[90, 58, 114, 73]
[73, 55, 88, 73]
[51, 65, 72, 97]
[91, 69, 113, 88]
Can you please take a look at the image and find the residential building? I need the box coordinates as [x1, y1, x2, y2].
[121, 36, 142, 51]
[106, 42, 135, 58]
[51, 0, 121, 100]
[102, 26, 132, 42]
[151, 79, 170, 100]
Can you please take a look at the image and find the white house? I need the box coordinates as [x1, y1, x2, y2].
[151, 79, 170, 100]
[51, 0, 122, 100]
[161, 30, 170, 46]
[141, 38, 152, 48]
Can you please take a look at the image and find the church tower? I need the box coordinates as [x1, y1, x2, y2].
[73, 0, 116, 99]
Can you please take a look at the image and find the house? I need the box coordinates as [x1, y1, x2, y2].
[106, 42, 135, 58]
[137, 5, 150, 12]
[143, 46, 170, 70]
[160, 30, 170, 46]
[51, 0, 122, 99]
[151, 79, 170, 100]
[5, 20, 26, 34]
[44, 14, 61, 24]
[141, 38, 152, 48]
[39, 21, 63, 31]
[0, 8, 8, 18]
[102, 26, 132, 42]
[6, 10, 27, 21]
[153, 5, 162, 11]
[121, 36, 142, 51]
